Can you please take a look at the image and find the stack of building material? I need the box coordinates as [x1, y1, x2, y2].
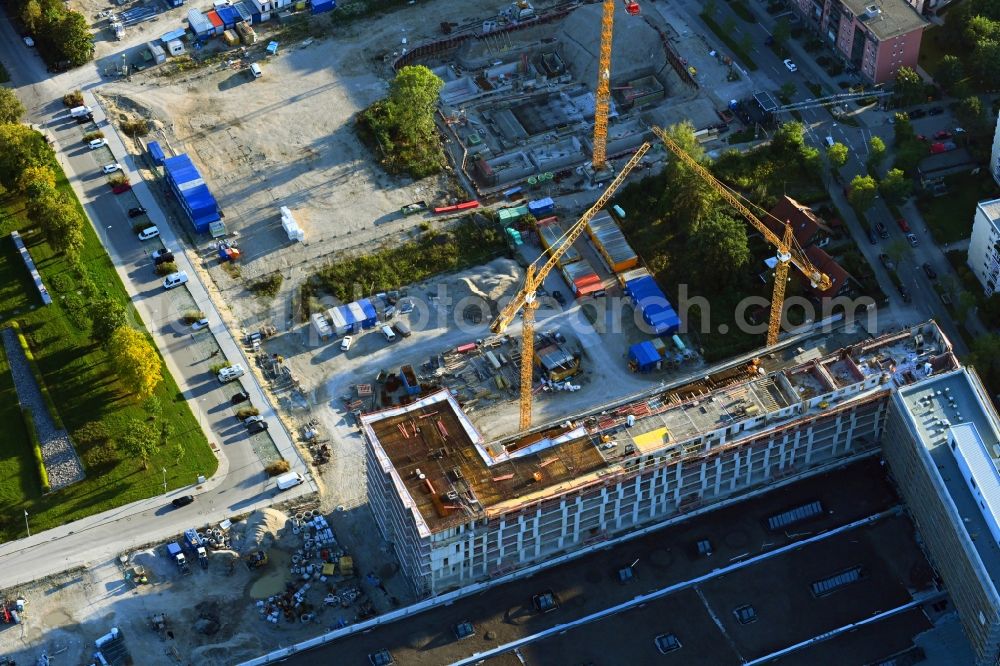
[560, 258, 603, 298]
[587, 210, 637, 273]
[280, 206, 305, 241]
[537, 217, 580, 264]
[624, 275, 679, 335]
[236, 21, 257, 44]
[222, 29, 239, 45]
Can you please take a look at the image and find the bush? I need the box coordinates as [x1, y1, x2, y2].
[237, 407, 260, 419]
[22, 408, 50, 493]
[82, 131, 104, 142]
[120, 118, 149, 137]
[63, 91, 84, 107]
[210, 362, 232, 374]
[265, 459, 291, 476]
[74, 420, 111, 446]
[249, 272, 283, 299]
[155, 262, 178, 276]
[108, 173, 129, 187]
[182, 310, 206, 324]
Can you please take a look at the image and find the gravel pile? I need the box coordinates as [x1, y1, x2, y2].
[2, 328, 85, 491]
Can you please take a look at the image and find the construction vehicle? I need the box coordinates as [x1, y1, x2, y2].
[166, 542, 190, 574]
[490, 143, 651, 431]
[245, 550, 268, 570]
[592, 0, 641, 173]
[184, 528, 209, 569]
[648, 125, 831, 347]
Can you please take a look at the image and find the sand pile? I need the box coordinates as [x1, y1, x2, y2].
[232, 508, 288, 555]
[449, 258, 523, 313]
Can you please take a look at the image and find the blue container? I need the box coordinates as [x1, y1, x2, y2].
[528, 197, 555, 216]
[147, 140, 165, 165]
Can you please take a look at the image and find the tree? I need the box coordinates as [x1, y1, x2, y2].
[778, 82, 797, 103]
[868, 135, 885, 170]
[886, 239, 908, 264]
[656, 122, 719, 231]
[936, 55, 966, 93]
[848, 174, 878, 210]
[0, 124, 53, 190]
[0, 88, 25, 125]
[48, 11, 94, 67]
[827, 142, 849, 169]
[361, 65, 444, 177]
[687, 211, 750, 287]
[773, 17, 791, 44]
[771, 121, 807, 157]
[894, 67, 924, 106]
[956, 95, 984, 131]
[91, 298, 129, 345]
[27, 189, 85, 258]
[15, 165, 55, 197]
[116, 419, 159, 469]
[108, 327, 162, 400]
[879, 168, 912, 204]
[892, 113, 914, 144]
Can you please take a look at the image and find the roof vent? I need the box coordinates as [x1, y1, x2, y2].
[864, 4, 881, 18]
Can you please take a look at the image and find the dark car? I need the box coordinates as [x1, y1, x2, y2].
[552, 290, 566, 306]
[928, 106, 944, 116]
[247, 420, 269, 434]
[231, 390, 250, 405]
[934, 130, 953, 140]
[923, 263, 938, 280]
[910, 108, 927, 119]
[868, 228, 879, 245]
[874, 221, 888, 239]
[898, 284, 912, 302]
[128, 206, 147, 218]
[171, 495, 195, 508]
[153, 251, 174, 266]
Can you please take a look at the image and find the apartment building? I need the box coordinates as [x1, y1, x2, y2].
[967, 198, 1000, 295]
[991, 111, 1000, 187]
[788, 0, 928, 83]
[883, 367, 1000, 666]
[364, 322, 958, 596]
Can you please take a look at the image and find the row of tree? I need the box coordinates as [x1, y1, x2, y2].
[941, 0, 1000, 91]
[0, 88, 163, 403]
[12, 0, 94, 69]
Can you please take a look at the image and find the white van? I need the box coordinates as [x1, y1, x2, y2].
[163, 271, 188, 289]
[276, 471, 304, 491]
[217, 364, 245, 383]
[249, 63, 262, 79]
[824, 136, 835, 148]
[137, 226, 159, 241]
[381, 325, 396, 342]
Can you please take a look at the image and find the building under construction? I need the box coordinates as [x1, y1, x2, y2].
[364, 321, 960, 596]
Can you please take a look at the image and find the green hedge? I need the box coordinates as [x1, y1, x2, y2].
[10, 321, 66, 431]
[22, 408, 50, 493]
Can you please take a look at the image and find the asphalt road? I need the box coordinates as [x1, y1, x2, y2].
[0, 14, 312, 587]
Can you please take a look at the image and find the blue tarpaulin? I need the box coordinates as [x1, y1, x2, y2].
[311, 0, 335, 13]
[628, 341, 660, 372]
[626, 276, 680, 335]
[164, 154, 220, 233]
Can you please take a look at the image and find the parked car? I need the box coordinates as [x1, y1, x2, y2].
[896, 217, 910, 233]
[88, 138, 106, 150]
[923, 263, 938, 280]
[368, 649, 394, 666]
[23, 36, 34, 47]
[928, 106, 944, 116]
[171, 495, 194, 508]
[783, 58, 798, 72]
[898, 284, 912, 302]
[874, 221, 888, 239]
[128, 206, 147, 218]
[879, 253, 895, 270]
[230, 391, 250, 405]
[906, 233, 919, 247]
[153, 251, 174, 266]
[243, 415, 264, 426]
[163, 271, 188, 289]
[933, 130, 953, 140]
[102, 162, 123, 174]
[152, 247, 172, 261]
[137, 226, 159, 241]
[868, 228, 879, 245]
[247, 420, 269, 434]
[909, 108, 927, 119]
[218, 364, 245, 383]
[340, 335, 353, 352]
[391, 321, 411, 338]
[191, 318, 209, 331]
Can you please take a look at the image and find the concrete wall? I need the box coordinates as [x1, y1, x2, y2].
[883, 395, 1000, 666]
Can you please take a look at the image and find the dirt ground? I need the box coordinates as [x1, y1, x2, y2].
[0, 506, 410, 665]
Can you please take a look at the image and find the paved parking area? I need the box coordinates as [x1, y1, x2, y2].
[283, 457, 936, 665]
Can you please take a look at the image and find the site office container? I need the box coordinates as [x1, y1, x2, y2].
[537, 217, 580, 264]
[616, 266, 650, 289]
[560, 258, 604, 298]
[527, 197, 555, 216]
[625, 275, 680, 335]
[586, 210, 638, 273]
[205, 10, 224, 35]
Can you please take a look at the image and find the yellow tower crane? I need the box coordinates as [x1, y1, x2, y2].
[649, 125, 832, 347]
[490, 143, 651, 431]
[592, 0, 641, 172]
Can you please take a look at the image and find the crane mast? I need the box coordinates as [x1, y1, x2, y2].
[491, 143, 651, 431]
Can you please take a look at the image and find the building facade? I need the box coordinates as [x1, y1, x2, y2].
[967, 199, 1000, 296]
[788, 0, 928, 83]
[991, 111, 1000, 187]
[364, 323, 957, 596]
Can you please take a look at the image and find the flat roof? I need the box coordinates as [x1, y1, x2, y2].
[364, 323, 958, 534]
[979, 198, 1000, 224]
[897, 368, 1000, 594]
[840, 0, 928, 40]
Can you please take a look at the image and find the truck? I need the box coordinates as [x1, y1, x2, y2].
[184, 529, 209, 570]
[400, 201, 427, 216]
[166, 542, 190, 573]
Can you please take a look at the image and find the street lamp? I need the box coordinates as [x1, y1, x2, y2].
[162, 467, 167, 496]
[24, 509, 30, 537]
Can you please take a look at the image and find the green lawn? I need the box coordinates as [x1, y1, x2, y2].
[917, 26, 953, 79]
[918, 171, 1000, 245]
[0, 162, 217, 542]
